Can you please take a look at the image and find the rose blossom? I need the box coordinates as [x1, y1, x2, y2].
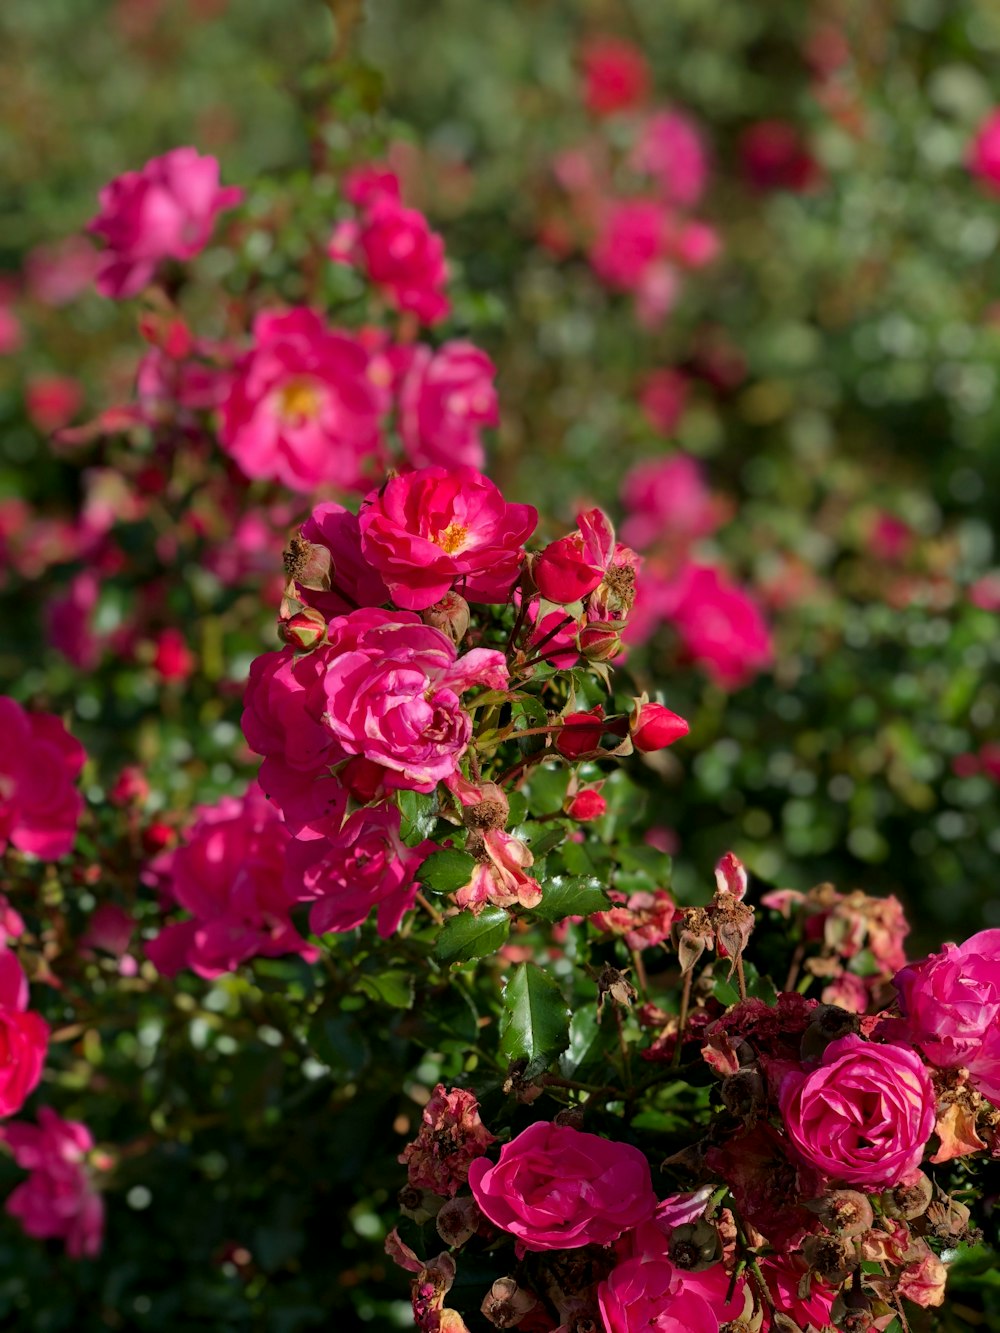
[779, 1035, 936, 1189]
[285, 803, 427, 938]
[400, 1084, 496, 1198]
[968, 109, 1000, 193]
[358, 466, 537, 610]
[579, 37, 650, 116]
[894, 928, 1000, 1106]
[0, 696, 86, 860]
[646, 561, 773, 687]
[599, 1255, 749, 1333]
[88, 146, 243, 299]
[0, 949, 48, 1118]
[396, 341, 498, 470]
[533, 508, 616, 604]
[589, 198, 667, 292]
[144, 784, 317, 979]
[220, 308, 383, 493]
[630, 111, 708, 207]
[294, 502, 391, 619]
[620, 453, 720, 551]
[2, 1107, 104, 1258]
[468, 1121, 657, 1251]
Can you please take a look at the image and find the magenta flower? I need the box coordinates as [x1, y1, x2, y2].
[468, 1121, 657, 1252]
[0, 950, 48, 1119]
[779, 1035, 936, 1189]
[359, 466, 537, 610]
[969, 109, 1000, 193]
[630, 111, 709, 207]
[533, 507, 616, 605]
[88, 147, 243, 298]
[220, 309, 383, 493]
[144, 785, 318, 979]
[3, 1107, 104, 1258]
[579, 36, 650, 117]
[0, 696, 86, 860]
[396, 341, 498, 470]
[895, 929, 1000, 1107]
[621, 454, 720, 551]
[599, 1255, 749, 1333]
[652, 561, 773, 687]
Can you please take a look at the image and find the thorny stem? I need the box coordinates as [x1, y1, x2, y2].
[415, 891, 444, 926]
[671, 969, 694, 1069]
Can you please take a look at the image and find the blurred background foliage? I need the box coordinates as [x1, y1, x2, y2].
[1, 0, 999, 1327]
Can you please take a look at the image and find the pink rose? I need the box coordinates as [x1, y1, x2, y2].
[329, 192, 449, 325]
[599, 1256, 747, 1333]
[779, 1035, 936, 1189]
[286, 803, 426, 938]
[637, 369, 689, 438]
[3, 1107, 104, 1258]
[358, 466, 537, 610]
[0, 697, 86, 860]
[739, 120, 819, 193]
[579, 37, 650, 116]
[145, 784, 317, 979]
[895, 928, 1000, 1106]
[467, 1121, 657, 1251]
[590, 199, 667, 291]
[0, 950, 48, 1118]
[968, 109, 1000, 193]
[630, 111, 708, 207]
[88, 146, 243, 298]
[397, 341, 498, 470]
[620, 454, 719, 551]
[220, 309, 383, 493]
[320, 609, 508, 790]
[533, 508, 616, 604]
[454, 828, 542, 913]
[296, 502, 391, 619]
[653, 561, 773, 687]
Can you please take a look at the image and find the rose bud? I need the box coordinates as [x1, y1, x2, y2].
[630, 699, 689, 752]
[109, 766, 150, 808]
[278, 606, 327, 652]
[579, 621, 623, 661]
[532, 508, 615, 604]
[714, 851, 748, 900]
[565, 789, 607, 821]
[556, 707, 605, 759]
[422, 590, 471, 644]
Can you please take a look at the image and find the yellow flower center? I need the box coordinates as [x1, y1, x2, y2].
[434, 522, 469, 554]
[277, 377, 323, 423]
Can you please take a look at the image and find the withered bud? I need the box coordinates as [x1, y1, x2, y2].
[283, 534, 331, 589]
[831, 1290, 875, 1333]
[673, 907, 715, 975]
[278, 605, 327, 652]
[422, 591, 471, 644]
[880, 1171, 933, 1221]
[770, 1315, 806, 1333]
[465, 800, 509, 834]
[924, 1195, 971, 1242]
[595, 563, 637, 616]
[720, 1067, 767, 1120]
[502, 1059, 544, 1104]
[668, 1219, 721, 1272]
[805, 1190, 874, 1238]
[711, 896, 755, 979]
[436, 1196, 480, 1248]
[802, 1233, 857, 1285]
[397, 1185, 444, 1224]
[596, 963, 636, 1016]
[554, 1106, 586, 1131]
[481, 1277, 538, 1329]
[800, 1005, 861, 1060]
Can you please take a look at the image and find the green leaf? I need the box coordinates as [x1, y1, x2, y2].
[356, 970, 415, 1009]
[524, 764, 568, 816]
[307, 1004, 370, 1077]
[531, 875, 610, 922]
[560, 1001, 618, 1079]
[712, 976, 740, 1007]
[499, 962, 570, 1076]
[419, 848, 475, 896]
[398, 790, 438, 846]
[435, 906, 510, 965]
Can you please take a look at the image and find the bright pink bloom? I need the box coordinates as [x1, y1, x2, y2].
[0, 950, 48, 1117]
[145, 784, 317, 979]
[295, 501, 391, 619]
[579, 37, 650, 116]
[657, 562, 773, 687]
[590, 199, 667, 291]
[637, 370, 689, 437]
[152, 627, 195, 682]
[25, 376, 83, 433]
[286, 803, 426, 938]
[329, 192, 449, 324]
[779, 1035, 936, 1188]
[220, 309, 383, 493]
[867, 511, 913, 563]
[397, 342, 498, 470]
[468, 1121, 657, 1252]
[358, 466, 537, 610]
[344, 163, 401, 208]
[88, 147, 243, 298]
[968, 110, 1000, 193]
[895, 928, 1000, 1106]
[320, 610, 508, 791]
[533, 508, 615, 604]
[0, 697, 85, 860]
[630, 701, 689, 752]
[599, 1255, 747, 1332]
[739, 120, 819, 193]
[761, 1255, 836, 1329]
[400, 1084, 496, 1198]
[630, 111, 708, 206]
[3, 1107, 104, 1257]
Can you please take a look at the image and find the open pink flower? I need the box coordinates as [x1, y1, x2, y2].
[0, 950, 48, 1118]
[145, 784, 317, 979]
[779, 1035, 936, 1189]
[630, 111, 708, 207]
[88, 147, 243, 298]
[655, 561, 773, 687]
[397, 342, 498, 470]
[3, 1107, 104, 1258]
[220, 309, 383, 493]
[359, 466, 537, 610]
[468, 1121, 657, 1252]
[579, 37, 650, 116]
[620, 454, 721, 551]
[895, 928, 1000, 1106]
[330, 191, 449, 324]
[285, 803, 426, 938]
[454, 829, 542, 913]
[0, 697, 86, 860]
[590, 199, 667, 292]
[533, 508, 616, 604]
[599, 1253, 749, 1333]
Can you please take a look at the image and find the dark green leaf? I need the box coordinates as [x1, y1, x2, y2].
[531, 875, 610, 922]
[499, 962, 570, 1076]
[435, 906, 510, 965]
[560, 1001, 618, 1079]
[419, 848, 475, 895]
[307, 1004, 370, 1077]
[398, 789, 439, 846]
[356, 970, 415, 1009]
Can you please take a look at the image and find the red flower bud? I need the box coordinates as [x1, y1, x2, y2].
[109, 766, 149, 808]
[630, 700, 689, 752]
[565, 788, 607, 821]
[152, 628, 195, 682]
[578, 621, 623, 661]
[556, 707, 605, 759]
[278, 606, 327, 652]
